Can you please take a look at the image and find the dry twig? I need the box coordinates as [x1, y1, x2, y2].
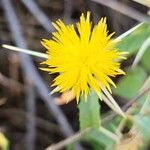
[25, 81, 36, 150]
[91, 0, 149, 22]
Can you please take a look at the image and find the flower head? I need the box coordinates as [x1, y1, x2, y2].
[41, 12, 126, 102]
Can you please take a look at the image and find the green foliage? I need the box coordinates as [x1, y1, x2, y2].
[66, 144, 73, 150]
[78, 90, 100, 131]
[113, 66, 147, 99]
[141, 47, 150, 72]
[114, 23, 150, 100]
[134, 115, 150, 142]
[86, 129, 114, 150]
[117, 23, 150, 55]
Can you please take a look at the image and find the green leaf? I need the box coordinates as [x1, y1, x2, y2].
[117, 23, 150, 55]
[134, 115, 150, 142]
[66, 144, 73, 150]
[86, 129, 114, 150]
[113, 66, 147, 99]
[78, 90, 100, 131]
[141, 47, 150, 72]
[133, 95, 150, 148]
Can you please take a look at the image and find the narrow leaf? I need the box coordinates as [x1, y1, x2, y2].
[117, 23, 150, 55]
[113, 66, 147, 99]
[78, 90, 100, 131]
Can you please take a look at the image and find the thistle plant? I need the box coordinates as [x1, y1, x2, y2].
[41, 12, 127, 117]
[2, 11, 150, 150]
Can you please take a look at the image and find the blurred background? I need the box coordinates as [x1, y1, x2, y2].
[0, 0, 150, 150]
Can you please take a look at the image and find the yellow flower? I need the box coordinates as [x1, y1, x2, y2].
[41, 12, 126, 102]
